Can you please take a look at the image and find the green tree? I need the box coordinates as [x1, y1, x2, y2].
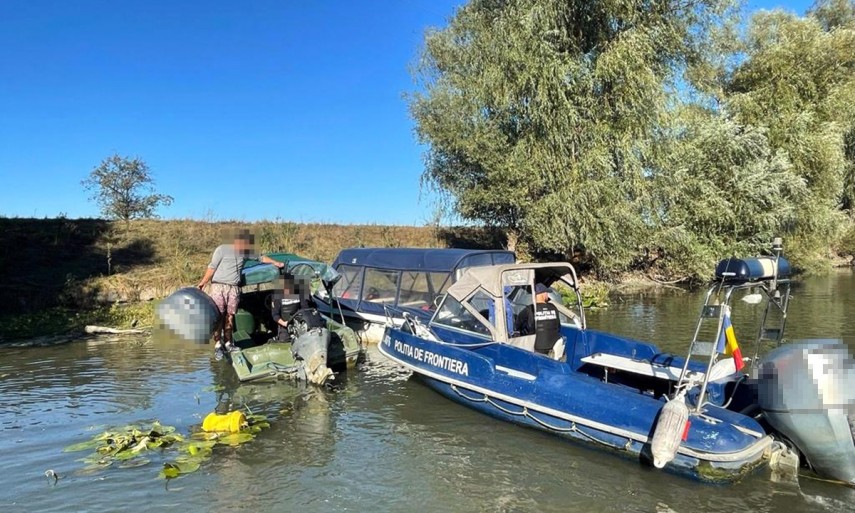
[650, 107, 807, 278]
[82, 154, 173, 226]
[810, 0, 855, 30]
[724, 5, 855, 267]
[411, 0, 732, 274]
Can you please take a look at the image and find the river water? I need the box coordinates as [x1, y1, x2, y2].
[3, 271, 855, 513]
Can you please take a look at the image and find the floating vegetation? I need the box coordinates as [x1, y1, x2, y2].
[64, 414, 271, 480]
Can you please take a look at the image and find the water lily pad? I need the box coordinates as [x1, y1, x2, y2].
[216, 433, 254, 446]
[186, 440, 216, 456]
[63, 439, 100, 452]
[79, 455, 113, 466]
[159, 458, 202, 479]
[118, 457, 151, 469]
[160, 463, 181, 479]
[189, 446, 213, 460]
[114, 449, 143, 461]
[173, 458, 201, 474]
[191, 431, 220, 441]
[149, 421, 175, 435]
[78, 464, 111, 476]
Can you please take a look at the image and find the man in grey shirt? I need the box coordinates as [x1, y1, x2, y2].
[198, 229, 283, 359]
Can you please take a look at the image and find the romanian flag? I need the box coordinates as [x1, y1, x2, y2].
[716, 306, 744, 371]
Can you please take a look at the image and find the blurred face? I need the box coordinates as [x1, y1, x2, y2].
[536, 291, 549, 303]
[294, 277, 309, 296]
[233, 236, 253, 254]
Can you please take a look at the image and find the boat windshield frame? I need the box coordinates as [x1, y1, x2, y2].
[430, 263, 585, 344]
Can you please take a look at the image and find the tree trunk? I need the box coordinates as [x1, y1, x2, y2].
[505, 228, 519, 252]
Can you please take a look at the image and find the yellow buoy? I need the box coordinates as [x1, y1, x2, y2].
[202, 411, 247, 433]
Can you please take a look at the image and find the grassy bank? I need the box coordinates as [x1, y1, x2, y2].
[0, 217, 617, 341]
[0, 218, 508, 340]
[0, 302, 156, 342]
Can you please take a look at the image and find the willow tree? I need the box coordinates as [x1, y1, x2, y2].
[725, 3, 855, 266]
[411, 0, 731, 273]
[650, 106, 807, 278]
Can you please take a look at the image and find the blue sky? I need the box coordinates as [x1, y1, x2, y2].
[0, 0, 813, 225]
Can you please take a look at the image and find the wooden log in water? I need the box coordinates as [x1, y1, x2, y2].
[84, 325, 146, 335]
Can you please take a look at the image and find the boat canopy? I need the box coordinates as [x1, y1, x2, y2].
[243, 252, 340, 290]
[333, 248, 514, 272]
[329, 248, 515, 318]
[433, 263, 584, 345]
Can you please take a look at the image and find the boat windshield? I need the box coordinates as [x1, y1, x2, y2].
[432, 293, 493, 337]
[332, 264, 364, 299]
[288, 262, 341, 295]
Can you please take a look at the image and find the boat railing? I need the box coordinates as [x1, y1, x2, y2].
[676, 242, 792, 412]
[383, 304, 409, 327]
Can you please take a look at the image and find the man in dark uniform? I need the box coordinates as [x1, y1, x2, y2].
[270, 275, 318, 341]
[516, 283, 561, 355]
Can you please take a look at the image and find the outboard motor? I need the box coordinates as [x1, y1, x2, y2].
[290, 309, 334, 385]
[155, 287, 219, 343]
[756, 340, 855, 484]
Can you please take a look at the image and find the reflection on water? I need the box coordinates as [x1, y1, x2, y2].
[2, 271, 855, 512]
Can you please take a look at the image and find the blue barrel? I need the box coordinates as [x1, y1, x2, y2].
[714, 256, 791, 282]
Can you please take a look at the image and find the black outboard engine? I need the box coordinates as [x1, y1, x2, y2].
[756, 340, 855, 484]
[290, 309, 333, 385]
[155, 287, 219, 343]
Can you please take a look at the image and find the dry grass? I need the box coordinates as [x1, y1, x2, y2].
[0, 218, 505, 316]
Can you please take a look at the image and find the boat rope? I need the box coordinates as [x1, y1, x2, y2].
[431, 340, 499, 348]
[720, 374, 748, 409]
[451, 384, 631, 451]
[797, 472, 852, 486]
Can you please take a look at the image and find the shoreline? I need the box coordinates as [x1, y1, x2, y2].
[2, 217, 852, 344]
[5, 266, 855, 346]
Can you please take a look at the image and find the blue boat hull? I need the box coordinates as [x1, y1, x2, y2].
[379, 327, 772, 483]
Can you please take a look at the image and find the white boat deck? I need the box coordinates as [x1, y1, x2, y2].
[580, 352, 705, 382]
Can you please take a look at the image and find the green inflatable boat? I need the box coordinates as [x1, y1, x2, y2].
[231, 253, 361, 383]
[157, 253, 362, 384]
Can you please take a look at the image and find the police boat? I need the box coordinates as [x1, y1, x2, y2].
[378, 241, 855, 484]
[156, 253, 361, 385]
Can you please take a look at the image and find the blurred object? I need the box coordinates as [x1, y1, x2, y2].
[757, 340, 855, 484]
[156, 287, 219, 343]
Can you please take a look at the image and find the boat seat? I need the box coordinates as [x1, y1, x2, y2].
[508, 334, 536, 352]
[551, 337, 566, 361]
[580, 352, 705, 382]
